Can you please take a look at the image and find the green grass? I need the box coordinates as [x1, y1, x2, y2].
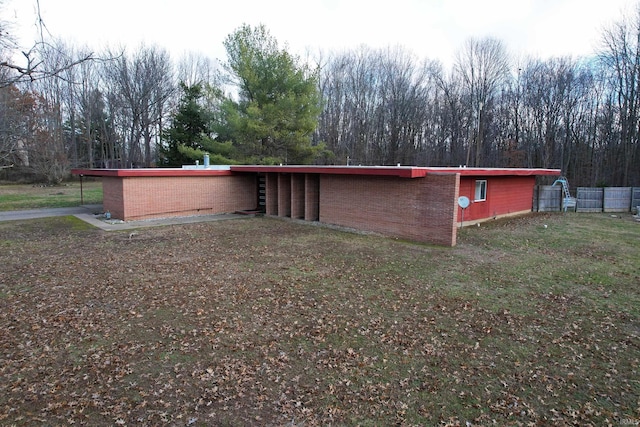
[0, 179, 102, 210]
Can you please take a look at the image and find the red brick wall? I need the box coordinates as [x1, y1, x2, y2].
[304, 174, 320, 221]
[291, 174, 305, 219]
[104, 175, 257, 221]
[458, 176, 535, 222]
[319, 173, 460, 246]
[102, 177, 125, 219]
[265, 173, 278, 216]
[277, 174, 291, 218]
[98, 169, 538, 245]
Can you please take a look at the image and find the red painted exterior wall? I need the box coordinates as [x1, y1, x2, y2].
[103, 175, 257, 220]
[457, 176, 536, 223]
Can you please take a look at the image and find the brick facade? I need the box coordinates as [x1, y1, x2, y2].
[291, 174, 305, 219]
[102, 177, 125, 219]
[106, 175, 257, 221]
[277, 174, 292, 218]
[73, 166, 559, 246]
[319, 173, 460, 246]
[265, 173, 278, 216]
[304, 174, 320, 221]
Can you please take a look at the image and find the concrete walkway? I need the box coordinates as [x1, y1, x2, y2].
[0, 204, 248, 231]
[0, 204, 104, 221]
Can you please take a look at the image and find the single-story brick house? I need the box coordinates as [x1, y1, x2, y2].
[72, 166, 560, 246]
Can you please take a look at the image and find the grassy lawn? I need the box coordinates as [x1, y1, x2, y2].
[0, 179, 103, 211]
[0, 213, 638, 425]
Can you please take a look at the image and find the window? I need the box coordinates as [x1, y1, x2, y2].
[474, 180, 487, 201]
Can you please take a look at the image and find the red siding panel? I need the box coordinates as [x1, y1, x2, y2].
[457, 176, 535, 223]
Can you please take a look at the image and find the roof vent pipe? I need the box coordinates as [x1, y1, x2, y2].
[204, 154, 210, 167]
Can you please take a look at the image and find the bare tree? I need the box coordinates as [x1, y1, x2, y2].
[0, 85, 32, 168]
[101, 46, 175, 167]
[0, 43, 94, 87]
[430, 66, 470, 166]
[455, 37, 510, 167]
[315, 51, 352, 163]
[73, 53, 104, 168]
[372, 47, 431, 165]
[176, 52, 221, 88]
[174, 52, 225, 145]
[0, 1, 94, 87]
[0, 1, 28, 168]
[316, 46, 437, 166]
[25, 40, 73, 183]
[599, 3, 640, 186]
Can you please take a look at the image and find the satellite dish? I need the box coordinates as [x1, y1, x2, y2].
[457, 196, 470, 228]
[458, 196, 470, 209]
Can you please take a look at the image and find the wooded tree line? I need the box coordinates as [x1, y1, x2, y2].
[0, 21, 322, 181]
[1, 5, 640, 186]
[316, 34, 639, 187]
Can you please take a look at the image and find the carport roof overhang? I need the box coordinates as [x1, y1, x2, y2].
[72, 166, 561, 179]
[71, 168, 234, 177]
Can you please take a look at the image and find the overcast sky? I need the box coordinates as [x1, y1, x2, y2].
[5, 0, 638, 68]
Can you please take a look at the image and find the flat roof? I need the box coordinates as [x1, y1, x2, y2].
[231, 165, 561, 177]
[72, 168, 233, 177]
[72, 166, 561, 178]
